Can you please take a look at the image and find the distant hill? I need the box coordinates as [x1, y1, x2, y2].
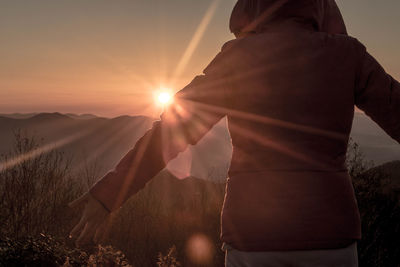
[0, 111, 398, 182]
[0, 113, 153, 178]
[0, 112, 99, 120]
[65, 113, 99, 120]
[0, 113, 38, 119]
[0, 113, 232, 183]
[350, 112, 400, 165]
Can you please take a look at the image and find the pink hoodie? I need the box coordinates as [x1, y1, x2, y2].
[90, 0, 400, 251]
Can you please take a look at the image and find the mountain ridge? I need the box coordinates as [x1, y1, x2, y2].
[0, 112, 399, 182]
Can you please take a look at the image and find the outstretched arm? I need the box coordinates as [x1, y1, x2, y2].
[88, 42, 234, 212]
[89, 80, 228, 212]
[355, 49, 400, 143]
[68, 41, 235, 245]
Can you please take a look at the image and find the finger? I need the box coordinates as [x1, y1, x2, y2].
[93, 210, 115, 244]
[76, 221, 99, 247]
[69, 215, 87, 239]
[68, 192, 89, 209]
[93, 220, 107, 244]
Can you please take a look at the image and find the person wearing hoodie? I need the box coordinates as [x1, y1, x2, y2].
[69, 0, 400, 266]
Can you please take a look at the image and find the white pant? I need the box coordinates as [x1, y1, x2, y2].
[224, 242, 358, 267]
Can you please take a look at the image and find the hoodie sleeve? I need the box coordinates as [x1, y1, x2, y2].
[355, 49, 400, 143]
[89, 42, 233, 212]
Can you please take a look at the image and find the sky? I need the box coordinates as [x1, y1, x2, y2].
[0, 0, 399, 117]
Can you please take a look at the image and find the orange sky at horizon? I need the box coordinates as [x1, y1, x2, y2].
[0, 0, 399, 117]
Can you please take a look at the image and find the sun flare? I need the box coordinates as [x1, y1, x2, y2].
[156, 91, 173, 105]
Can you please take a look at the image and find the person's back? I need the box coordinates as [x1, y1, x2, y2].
[226, 31, 358, 174]
[220, 29, 364, 251]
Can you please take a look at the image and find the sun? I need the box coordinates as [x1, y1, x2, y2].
[158, 92, 171, 104]
[156, 90, 173, 105]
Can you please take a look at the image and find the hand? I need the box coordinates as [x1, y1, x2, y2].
[69, 192, 110, 247]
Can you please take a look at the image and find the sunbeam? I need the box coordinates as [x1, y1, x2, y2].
[170, 0, 222, 86]
[177, 97, 348, 141]
[96, 50, 155, 91]
[228, 122, 330, 169]
[73, 118, 153, 177]
[173, 101, 329, 168]
[0, 130, 91, 172]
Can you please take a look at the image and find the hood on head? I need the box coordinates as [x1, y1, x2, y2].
[229, 0, 347, 37]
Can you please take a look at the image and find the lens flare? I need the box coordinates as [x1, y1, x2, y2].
[185, 233, 214, 265]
